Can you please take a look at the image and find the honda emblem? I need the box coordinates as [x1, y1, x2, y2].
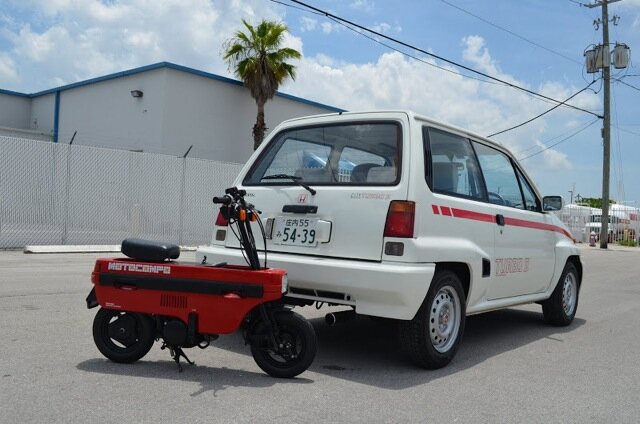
[298, 194, 307, 204]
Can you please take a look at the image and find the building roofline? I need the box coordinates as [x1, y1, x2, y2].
[22, 62, 344, 112]
[0, 88, 30, 98]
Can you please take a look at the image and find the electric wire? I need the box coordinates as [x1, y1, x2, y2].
[516, 118, 597, 155]
[568, 0, 591, 7]
[611, 85, 626, 203]
[613, 126, 640, 137]
[487, 80, 598, 138]
[272, 0, 503, 86]
[614, 78, 640, 92]
[518, 118, 600, 161]
[438, 0, 582, 66]
[278, 0, 604, 118]
[325, 15, 502, 86]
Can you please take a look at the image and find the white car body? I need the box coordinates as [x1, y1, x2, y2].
[197, 111, 581, 321]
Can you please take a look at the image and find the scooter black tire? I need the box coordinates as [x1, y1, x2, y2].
[250, 311, 317, 378]
[92, 308, 156, 363]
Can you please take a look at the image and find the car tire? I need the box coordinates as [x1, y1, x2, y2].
[542, 262, 580, 326]
[399, 270, 466, 369]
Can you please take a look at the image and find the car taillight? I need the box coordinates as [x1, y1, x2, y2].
[384, 201, 415, 238]
[215, 211, 228, 226]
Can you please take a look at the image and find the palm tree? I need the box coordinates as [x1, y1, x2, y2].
[224, 19, 301, 150]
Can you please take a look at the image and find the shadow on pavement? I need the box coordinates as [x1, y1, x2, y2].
[76, 358, 312, 397]
[78, 308, 584, 391]
[211, 307, 585, 389]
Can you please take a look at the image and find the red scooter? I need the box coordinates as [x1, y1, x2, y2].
[86, 187, 317, 378]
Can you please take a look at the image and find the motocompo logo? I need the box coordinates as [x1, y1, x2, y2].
[107, 262, 171, 275]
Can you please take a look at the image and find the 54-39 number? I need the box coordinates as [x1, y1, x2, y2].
[281, 227, 316, 244]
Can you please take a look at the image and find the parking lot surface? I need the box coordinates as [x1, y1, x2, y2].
[1, 246, 638, 423]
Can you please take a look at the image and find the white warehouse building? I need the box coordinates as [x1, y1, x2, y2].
[0, 62, 342, 162]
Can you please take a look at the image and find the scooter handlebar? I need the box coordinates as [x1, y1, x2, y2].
[212, 195, 232, 205]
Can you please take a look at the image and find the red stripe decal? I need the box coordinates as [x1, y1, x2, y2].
[442, 206, 575, 242]
[503, 217, 575, 242]
[451, 208, 496, 223]
[432, 205, 440, 215]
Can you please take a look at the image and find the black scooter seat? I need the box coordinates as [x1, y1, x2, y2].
[121, 238, 180, 262]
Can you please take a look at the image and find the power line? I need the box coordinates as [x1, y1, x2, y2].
[324, 16, 502, 86]
[614, 78, 640, 92]
[611, 84, 625, 204]
[270, 0, 324, 16]
[281, 0, 604, 119]
[487, 80, 598, 138]
[438, 0, 582, 66]
[613, 125, 640, 137]
[518, 118, 600, 161]
[568, 0, 591, 7]
[516, 117, 596, 155]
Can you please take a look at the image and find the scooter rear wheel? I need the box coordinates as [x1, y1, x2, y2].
[250, 311, 317, 378]
[92, 308, 155, 363]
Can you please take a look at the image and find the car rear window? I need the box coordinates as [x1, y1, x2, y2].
[243, 122, 402, 186]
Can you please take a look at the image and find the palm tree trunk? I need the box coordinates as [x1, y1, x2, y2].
[253, 101, 266, 150]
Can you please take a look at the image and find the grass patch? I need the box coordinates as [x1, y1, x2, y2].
[618, 239, 638, 247]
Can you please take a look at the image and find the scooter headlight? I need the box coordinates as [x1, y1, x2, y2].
[281, 274, 288, 294]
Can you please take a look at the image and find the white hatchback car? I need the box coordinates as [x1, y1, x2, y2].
[197, 110, 582, 369]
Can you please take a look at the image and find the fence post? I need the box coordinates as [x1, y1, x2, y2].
[61, 143, 72, 244]
[178, 145, 193, 246]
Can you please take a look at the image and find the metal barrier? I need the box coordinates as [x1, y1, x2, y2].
[0, 136, 242, 248]
[556, 203, 640, 245]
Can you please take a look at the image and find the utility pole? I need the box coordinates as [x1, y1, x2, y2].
[585, 0, 622, 248]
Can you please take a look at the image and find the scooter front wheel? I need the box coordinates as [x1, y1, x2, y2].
[92, 308, 155, 363]
[250, 311, 317, 378]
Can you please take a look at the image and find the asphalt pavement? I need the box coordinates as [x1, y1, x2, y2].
[0, 246, 638, 423]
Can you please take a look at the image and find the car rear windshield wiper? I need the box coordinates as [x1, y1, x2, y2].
[261, 174, 317, 196]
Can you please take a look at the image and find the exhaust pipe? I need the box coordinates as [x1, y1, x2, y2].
[325, 310, 356, 326]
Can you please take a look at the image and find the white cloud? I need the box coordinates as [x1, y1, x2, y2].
[2, 0, 283, 89]
[286, 38, 598, 172]
[371, 22, 391, 34]
[350, 0, 375, 12]
[0, 53, 18, 82]
[321, 22, 338, 34]
[0, 2, 596, 173]
[300, 16, 317, 32]
[542, 148, 572, 170]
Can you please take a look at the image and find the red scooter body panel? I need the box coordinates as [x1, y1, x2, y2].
[92, 258, 286, 334]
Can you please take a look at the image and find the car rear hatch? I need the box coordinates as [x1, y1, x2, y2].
[216, 113, 411, 262]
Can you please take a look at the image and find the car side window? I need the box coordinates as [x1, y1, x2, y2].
[515, 167, 541, 212]
[425, 128, 486, 200]
[473, 142, 525, 209]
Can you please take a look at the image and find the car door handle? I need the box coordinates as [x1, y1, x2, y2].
[496, 214, 505, 226]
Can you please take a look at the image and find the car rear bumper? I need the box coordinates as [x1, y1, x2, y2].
[196, 245, 435, 320]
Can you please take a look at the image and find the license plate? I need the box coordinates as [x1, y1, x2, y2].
[272, 217, 318, 247]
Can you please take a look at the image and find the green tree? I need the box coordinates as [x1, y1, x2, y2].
[224, 19, 301, 150]
[580, 197, 616, 209]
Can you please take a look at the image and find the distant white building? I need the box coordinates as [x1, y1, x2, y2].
[0, 62, 343, 162]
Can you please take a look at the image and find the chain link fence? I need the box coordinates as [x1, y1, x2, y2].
[0, 136, 243, 248]
[556, 203, 640, 245]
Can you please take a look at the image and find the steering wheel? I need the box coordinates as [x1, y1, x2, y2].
[488, 191, 505, 205]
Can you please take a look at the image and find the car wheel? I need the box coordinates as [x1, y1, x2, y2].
[542, 262, 580, 326]
[399, 270, 466, 369]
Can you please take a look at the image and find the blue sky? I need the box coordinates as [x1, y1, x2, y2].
[1, 0, 639, 205]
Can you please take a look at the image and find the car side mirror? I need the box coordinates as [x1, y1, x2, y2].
[543, 196, 563, 211]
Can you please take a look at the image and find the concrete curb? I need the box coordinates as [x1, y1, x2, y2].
[23, 245, 198, 254]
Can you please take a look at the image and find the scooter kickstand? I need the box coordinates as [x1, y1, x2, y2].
[162, 343, 195, 372]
